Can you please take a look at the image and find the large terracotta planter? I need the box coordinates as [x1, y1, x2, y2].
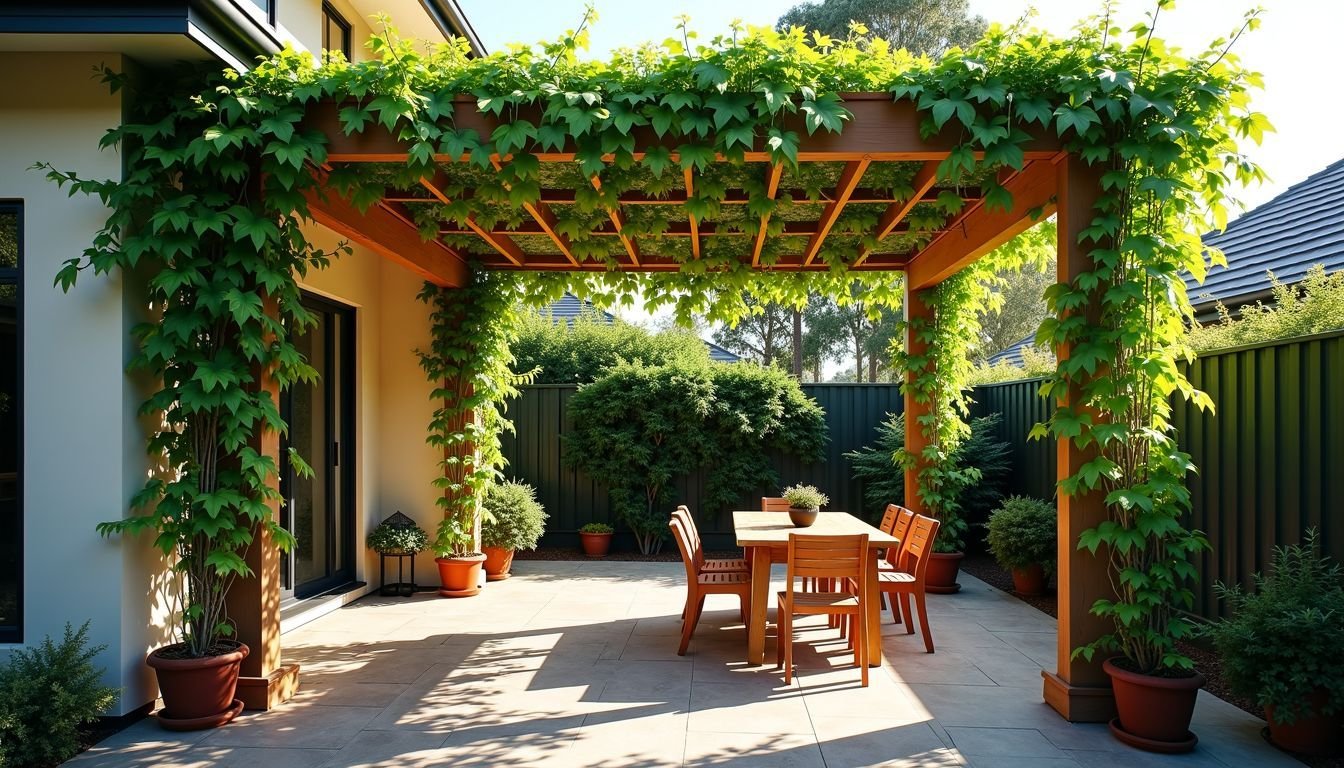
[1266, 689, 1341, 756]
[1104, 657, 1204, 753]
[926, 551, 964, 594]
[147, 641, 249, 731]
[436, 553, 485, 597]
[580, 532, 612, 557]
[482, 546, 515, 581]
[788, 506, 818, 527]
[1010, 564, 1047, 596]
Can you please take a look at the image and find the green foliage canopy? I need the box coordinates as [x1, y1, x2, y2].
[511, 310, 710, 384]
[776, 0, 987, 59]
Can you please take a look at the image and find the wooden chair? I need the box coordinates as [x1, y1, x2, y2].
[761, 496, 791, 512]
[670, 516, 751, 656]
[673, 506, 748, 573]
[775, 533, 870, 686]
[875, 514, 941, 653]
[880, 505, 917, 571]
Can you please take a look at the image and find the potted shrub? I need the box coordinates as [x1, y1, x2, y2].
[579, 523, 614, 557]
[480, 480, 548, 581]
[434, 495, 488, 598]
[366, 514, 429, 596]
[782, 484, 828, 528]
[985, 496, 1056, 596]
[1205, 531, 1344, 756]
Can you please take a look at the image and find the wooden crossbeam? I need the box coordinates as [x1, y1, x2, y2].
[751, 162, 784, 267]
[384, 186, 983, 206]
[483, 252, 913, 272]
[437, 221, 938, 238]
[905, 159, 1059, 289]
[802, 158, 871, 266]
[591, 176, 640, 267]
[418, 175, 524, 267]
[684, 167, 700, 259]
[490, 158, 579, 267]
[853, 160, 941, 267]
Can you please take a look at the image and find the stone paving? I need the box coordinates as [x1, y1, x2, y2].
[70, 561, 1300, 767]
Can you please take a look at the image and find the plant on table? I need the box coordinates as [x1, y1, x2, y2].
[781, 484, 828, 511]
[366, 518, 429, 555]
[1204, 530, 1344, 755]
[985, 496, 1056, 595]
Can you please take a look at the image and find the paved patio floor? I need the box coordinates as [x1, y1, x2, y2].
[71, 561, 1299, 767]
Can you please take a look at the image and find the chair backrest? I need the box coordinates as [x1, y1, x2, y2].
[762, 496, 791, 512]
[671, 506, 703, 568]
[668, 517, 700, 584]
[900, 515, 941, 582]
[885, 505, 917, 566]
[785, 533, 868, 597]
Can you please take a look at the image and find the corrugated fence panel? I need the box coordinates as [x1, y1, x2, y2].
[968, 378, 1054, 501]
[502, 383, 902, 550]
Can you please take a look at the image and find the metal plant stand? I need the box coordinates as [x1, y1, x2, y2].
[378, 551, 416, 597]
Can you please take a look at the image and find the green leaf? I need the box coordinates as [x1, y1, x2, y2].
[1054, 104, 1100, 137]
[490, 120, 536, 157]
[800, 95, 851, 135]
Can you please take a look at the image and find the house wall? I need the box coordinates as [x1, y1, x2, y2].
[298, 228, 443, 591]
[0, 52, 169, 716]
[276, 0, 380, 62]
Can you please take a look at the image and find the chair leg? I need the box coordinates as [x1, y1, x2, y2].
[900, 592, 914, 636]
[782, 611, 794, 684]
[889, 588, 902, 624]
[915, 592, 934, 653]
[857, 608, 869, 687]
[739, 591, 749, 625]
[678, 595, 705, 656]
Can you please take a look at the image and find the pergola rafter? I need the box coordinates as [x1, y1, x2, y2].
[854, 159, 940, 267]
[802, 158, 871, 266]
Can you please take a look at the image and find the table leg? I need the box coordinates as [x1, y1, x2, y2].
[747, 544, 771, 665]
[864, 553, 883, 666]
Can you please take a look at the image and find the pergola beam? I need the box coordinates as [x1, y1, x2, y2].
[591, 175, 640, 267]
[905, 159, 1059, 289]
[437, 221, 937, 237]
[301, 178, 468, 287]
[854, 160, 941, 267]
[490, 158, 579, 267]
[751, 162, 783, 266]
[685, 167, 701, 259]
[384, 186, 983, 206]
[803, 158, 871, 266]
[418, 174, 525, 267]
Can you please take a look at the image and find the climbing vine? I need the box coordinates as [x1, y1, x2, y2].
[45, 1, 1265, 672]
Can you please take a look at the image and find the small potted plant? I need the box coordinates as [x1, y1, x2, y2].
[579, 522, 614, 557]
[782, 484, 828, 528]
[434, 493, 489, 598]
[1205, 531, 1344, 756]
[985, 496, 1056, 596]
[481, 480, 547, 581]
[366, 516, 429, 556]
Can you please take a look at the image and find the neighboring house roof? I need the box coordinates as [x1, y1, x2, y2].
[1192, 157, 1344, 317]
[538, 294, 741, 363]
[985, 339, 1034, 367]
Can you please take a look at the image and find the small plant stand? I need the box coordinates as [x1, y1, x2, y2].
[378, 551, 416, 597]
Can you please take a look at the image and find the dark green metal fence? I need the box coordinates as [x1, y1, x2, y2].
[499, 383, 903, 551]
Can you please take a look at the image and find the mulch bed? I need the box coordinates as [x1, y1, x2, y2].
[961, 554, 1341, 768]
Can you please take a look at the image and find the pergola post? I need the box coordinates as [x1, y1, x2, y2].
[902, 282, 934, 510]
[227, 293, 300, 711]
[1041, 155, 1116, 723]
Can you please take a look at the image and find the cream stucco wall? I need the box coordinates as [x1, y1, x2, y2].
[0, 52, 168, 716]
[298, 227, 443, 590]
[276, 0, 381, 63]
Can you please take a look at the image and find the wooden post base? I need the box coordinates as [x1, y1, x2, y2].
[1042, 670, 1116, 723]
[237, 663, 301, 711]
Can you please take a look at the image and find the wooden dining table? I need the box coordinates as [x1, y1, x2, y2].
[733, 510, 900, 666]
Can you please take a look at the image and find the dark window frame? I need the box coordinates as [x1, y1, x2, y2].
[322, 2, 352, 60]
[0, 199, 23, 644]
[248, 0, 277, 27]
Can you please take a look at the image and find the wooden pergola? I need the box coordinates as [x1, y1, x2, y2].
[235, 92, 1116, 723]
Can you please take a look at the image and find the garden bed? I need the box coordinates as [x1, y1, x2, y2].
[960, 554, 1340, 768]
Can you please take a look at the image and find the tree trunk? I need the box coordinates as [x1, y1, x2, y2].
[791, 308, 803, 378]
[855, 338, 863, 382]
[868, 354, 878, 383]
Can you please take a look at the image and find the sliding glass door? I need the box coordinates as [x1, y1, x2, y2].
[280, 294, 355, 599]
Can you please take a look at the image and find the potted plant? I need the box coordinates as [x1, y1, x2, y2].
[434, 496, 489, 598]
[782, 484, 828, 527]
[480, 480, 548, 581]
[579, 523, 614, 557]
[1205, 531, 1344, 756]
[366, 514, 429, 596]
[985, 496, 1056, 596]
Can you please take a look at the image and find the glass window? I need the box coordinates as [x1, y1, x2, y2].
[247, 0, 275, 24]
[323, 3, 352, 60]
[0, 202, 21, 643]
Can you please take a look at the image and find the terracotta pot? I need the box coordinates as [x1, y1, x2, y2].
[147, 641, 249, 729]
[1011, 564, 1047, 595]
[1266, 689, 1341, 756]
[580, 532, 612, 557]
[788, 506, 818, 527]
[926, 551, 964, 594]
[482, 546, 515, 581]
[1104, 657, 1204, 752]
[436, 553, 486, 597]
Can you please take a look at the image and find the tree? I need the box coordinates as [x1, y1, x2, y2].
[776, 0, 987, 58]
[806, 289, 902, 382]
[977, 262, 1053, 361]
[712, 294, 793, 368]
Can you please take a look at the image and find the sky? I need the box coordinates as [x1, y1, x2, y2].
[455, 0, 1344, 342]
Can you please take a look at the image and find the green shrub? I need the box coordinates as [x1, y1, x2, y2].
[1189, 265, 1344, 353]
[1204, 530, 1344, 724]
[0, 622, 117, 768]
[511, 311, 710, 384]
[844, 412, 1012, 528]
[579, 522, 613, 535]
[781, 484, 828, 510]
[985, 496, 1057, 572]
[365, 518, 429, 554]
[965, 345, 1057, 386]
[481, 480, 548, 551]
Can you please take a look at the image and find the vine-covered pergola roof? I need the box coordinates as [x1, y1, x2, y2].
[301, 93, 1061, 289]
